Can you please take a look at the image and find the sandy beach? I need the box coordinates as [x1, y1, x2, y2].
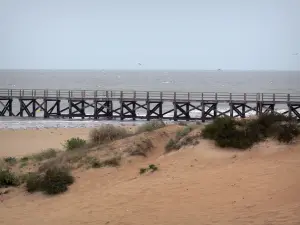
[0, 128, 91, 157]
[1, 125, 300, 225]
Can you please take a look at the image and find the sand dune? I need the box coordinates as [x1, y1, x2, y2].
[1, 126, 300, 225]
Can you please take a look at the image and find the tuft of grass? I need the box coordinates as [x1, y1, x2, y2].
[19, 161, 28, 168]
[64, 137, 87, 151]
[32, 148, 58, 161]
[165, 139, 178, 152]
[102, 156, 121, 167]
[85, 156, 102, 168]
[165, 125, 199, 153]
[0, 169, 20, 188]
[89, 125, 130, 145]
[136, 120, 165, 133]
[3, 157, 17, 166]
[129, 138, 154, 157]
[176, 126, 192, 139]
[20, 156, 30, 162]
[139, 164, 159, 175]
[139, 168, 147, 174]
[41, 167, 74, 195]
[148, 164, 158, 172]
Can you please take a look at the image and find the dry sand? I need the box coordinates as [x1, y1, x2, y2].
[0, 128, 91, 157]
[1, 126, 300, 225]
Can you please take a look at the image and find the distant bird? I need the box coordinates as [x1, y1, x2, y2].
[292, 53, 299, 56]
[138, 63, 142, 66]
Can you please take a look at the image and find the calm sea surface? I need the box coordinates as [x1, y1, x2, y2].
[1, 70, 299, 93]
[0, 70, 299, 129]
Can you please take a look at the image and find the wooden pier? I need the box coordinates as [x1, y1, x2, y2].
[0, 89, 300, 122]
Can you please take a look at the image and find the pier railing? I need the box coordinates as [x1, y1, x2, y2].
[1, 89, 300, 103]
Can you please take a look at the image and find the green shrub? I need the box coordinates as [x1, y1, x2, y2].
[149, 164, 158, 172]
[25, 173, 43, 193]
[136, 120, 165, 133]
[41, 167, 74, 195]
[32, 148, 58, 161]
[64, 137, 87, 151]
[202, 117, 257, 149]
[165, 139, 178, 152]
[3, 157, 17, 165]
[89, 125, 129, 144]
[0, 169, 20, 187]
[201, 114, 300, 150]
[139, 164, 159, 175]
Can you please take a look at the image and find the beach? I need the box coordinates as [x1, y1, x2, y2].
[1, 125, 300, 225]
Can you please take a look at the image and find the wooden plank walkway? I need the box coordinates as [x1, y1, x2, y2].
[0, 89, 299, 121]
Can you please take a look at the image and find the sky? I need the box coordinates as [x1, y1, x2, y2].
[0, 0, 300, 70]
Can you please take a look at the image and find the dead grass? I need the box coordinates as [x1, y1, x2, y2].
[136, 120, 166, 134]
[89, 125, 130, 145]
[127, 137, 154, 157]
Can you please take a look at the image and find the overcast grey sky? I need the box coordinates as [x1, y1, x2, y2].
[0, 0, 300, 70]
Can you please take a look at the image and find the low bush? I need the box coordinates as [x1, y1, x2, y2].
[32, 148, 58, 161]
[41, 167, 74, 195]
[25, 172, 43, 193]
[89, 125, 129, 145]
[275, 123, 299, 143]
[201, 114, 300, 150]
[136, 120, 165, 133]
[0, 169, 20, 187]
[3, 157, 17, 165]
[64, 137, 87, 151]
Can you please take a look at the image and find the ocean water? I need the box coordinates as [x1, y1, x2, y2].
[0, 70, 299, 129]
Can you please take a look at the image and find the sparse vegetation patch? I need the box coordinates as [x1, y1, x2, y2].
[128, 137, 154, 157]
[136, 120, 165, 133]
[139, 164, 159, 175]
[89, 125, 130, 145]
[201, 114, 299, 149]
[64, 137, 87, 151]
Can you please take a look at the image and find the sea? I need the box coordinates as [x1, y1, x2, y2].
[0, 70, 299, 129]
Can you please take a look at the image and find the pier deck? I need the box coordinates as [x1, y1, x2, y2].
[0, 89, 299, 121]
